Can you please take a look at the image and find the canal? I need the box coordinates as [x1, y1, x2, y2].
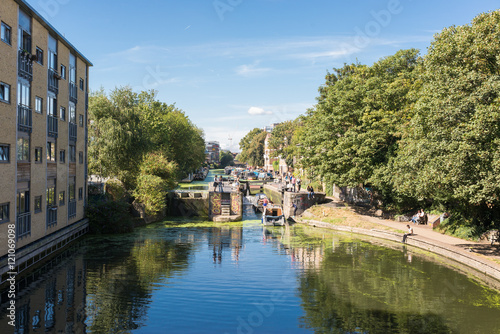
[1, 171, 500, 333]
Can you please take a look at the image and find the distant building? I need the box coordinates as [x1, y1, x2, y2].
[205, 141, 220, 164]
[263, 133, 278, 172]
[0, 0, 92, 284]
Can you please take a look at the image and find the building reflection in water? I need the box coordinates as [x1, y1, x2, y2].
[208, 226, 243, 264]
[0, 245, 87, 334]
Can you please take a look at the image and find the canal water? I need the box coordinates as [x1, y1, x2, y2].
[1, 171, 500, 333]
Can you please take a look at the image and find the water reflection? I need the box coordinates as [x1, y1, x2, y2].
[1, 223, 500, 333]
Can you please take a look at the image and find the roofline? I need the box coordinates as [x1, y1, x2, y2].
[15, 0, 93, 67]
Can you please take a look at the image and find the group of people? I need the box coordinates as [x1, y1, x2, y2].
[410, 209, 425, 224]
[212, 175, 224, 192]
[283, 173, 301, 193]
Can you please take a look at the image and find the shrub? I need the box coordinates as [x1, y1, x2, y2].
[86, 199, 134, 234]
[139, 152, 178, 190]
[105, 179, 127, 201]
[134, 174, 167, 216]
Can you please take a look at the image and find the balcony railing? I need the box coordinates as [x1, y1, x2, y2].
[69, 122, 77, 142]
[47, 206, 57, 228]
[48, 115, 58, 138]
[18, 105, 32, 133]
[69, 83, 77, 103]
[17, 212, 31, 240]
[68, 200, 77, 219]
[48, 69, 59, 94]
[18, 50, 33, 81]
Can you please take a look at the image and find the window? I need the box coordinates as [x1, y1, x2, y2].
[60, 65, 66, 80]
[60, 106, 66, 121]
[0, 203, 9, 223]
[35, 147, 42, 163]
[78, 187, 83, 200]
[59, 149, 65, 163]
[79, 78, 84, 90]
[69, 178, 76, 201]
[17, 137, 30, 161]
[69, 104, 76, 123]
[18, 10, 32, 52]
[35, 96, 43, 114]
[47, 95, 57, 117]
[18, 81, 30, 107]
[34, 196, 42, 213]
[79, 114, 84, 127]
[79, 151, 83, 164]
[0, 144, 9, 163]
[46, 142, 56, 162]
[36, 47, 43, 65]
[69, 54, 76, 84]
[69, 145, 76, 162]
[0, 82, 10, 103]
[17, 191, 30, 214]
[48, 35, 57, 70]
[59, 191, 65, 206]
[1, 22, 11, 45]
[47, 187, 55, 206]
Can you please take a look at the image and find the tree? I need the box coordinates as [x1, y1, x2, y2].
[268, 119, 302, 167]
[388, 11, 500, 229]
[238, 128, 266, 166]
[220, 151, 234, 168]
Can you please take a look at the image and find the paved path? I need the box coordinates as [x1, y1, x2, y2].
[298, 197, 500, 283]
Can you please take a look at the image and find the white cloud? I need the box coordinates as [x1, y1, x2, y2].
[248, 107, 273, 115]
[236, 63, 272, 77]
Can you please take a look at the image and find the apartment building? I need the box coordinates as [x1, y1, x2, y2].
[0, 0, 92, 284]
[205, 141, 220, 164]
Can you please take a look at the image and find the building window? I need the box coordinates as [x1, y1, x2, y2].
[0, 203, 9, 223]
[1, 22, 11, 45]
[69, 145, 76, 162]
[59, 149, 65, 163]
[47, 187, 56, 206]
[79, 151, 83, 164]
[79, 78, 84, 91]
[59, 191, 65, 206]
[60, 65, 66, 80]
[36, 47, 43, 65]
[60, 106, 66, 121]
[17, 137, 30, 162]
[35, 147, 42, 163]
[69, 104, 76, 123]
[35, 96, 43, 114]
[69, 178, 76, 201]
[17, 191, 30, 214]
[79, 114, 84, 127]
[0, 82, 10, 103]
[0, 144, 9, 163]
[46, 142, 56, 162]
[34, 196, 42, 213]
[47, 95, 57, 117]
[78, 187, 83, 200]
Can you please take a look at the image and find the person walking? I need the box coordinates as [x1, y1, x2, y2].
[291, 176, 296, 192]
[297, 178, 302, 192]
[213, 175, 219, 192]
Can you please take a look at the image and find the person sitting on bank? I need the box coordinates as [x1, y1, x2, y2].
[410, 209, 421, 224]
[402, 225, 413, 243]
[307, 185, 314, 199]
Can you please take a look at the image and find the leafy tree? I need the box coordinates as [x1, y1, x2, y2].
[388, 11, 500, 229]
[220, 151, 235, 168]
[238, 128, 266, 166]
[268, 119, 302, 167]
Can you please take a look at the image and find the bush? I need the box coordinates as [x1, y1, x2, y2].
[86, 198, 134, 234]
[139, 152, 178, 190]
[105, 179, 127, 201]
[134, 174, 167, 216]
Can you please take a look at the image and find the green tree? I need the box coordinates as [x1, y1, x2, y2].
[238, 128, 266, 166]
[220, 151, 234, 168]
[388, 11, 500, 229]
[268, 119, 302, 167]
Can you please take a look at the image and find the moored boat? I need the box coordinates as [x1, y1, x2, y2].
[262, 205, 285, 226]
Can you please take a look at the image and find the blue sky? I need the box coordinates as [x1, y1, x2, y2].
[27, 0, 499, 152]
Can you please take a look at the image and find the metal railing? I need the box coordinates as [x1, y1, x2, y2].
[18, 105, 32, 133]
[18, 50, 33, 81]
[68, 200, 76, 219]
[47, 206, 57, 227]
[48, 115, 58, 138]
[48, 69, 59, 94]
[17, 212, 31, 239]
[69, 122, 77, 142]
[69, 83, 77, 103]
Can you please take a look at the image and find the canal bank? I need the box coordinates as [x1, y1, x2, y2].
[297, 199, 500, 283]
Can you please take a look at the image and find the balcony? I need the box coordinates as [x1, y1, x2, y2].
[47, 206, 57, 228]
[18, 50, 33, 81]
[48, 115, 58, 138]
[69, 83, 77, 103]
[48, 69, 59, 94]
[18, 105, 32, 133]
[69, 122, 77, 142]
[68, 200, 77, 219]
[17, 212, 31, 240]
